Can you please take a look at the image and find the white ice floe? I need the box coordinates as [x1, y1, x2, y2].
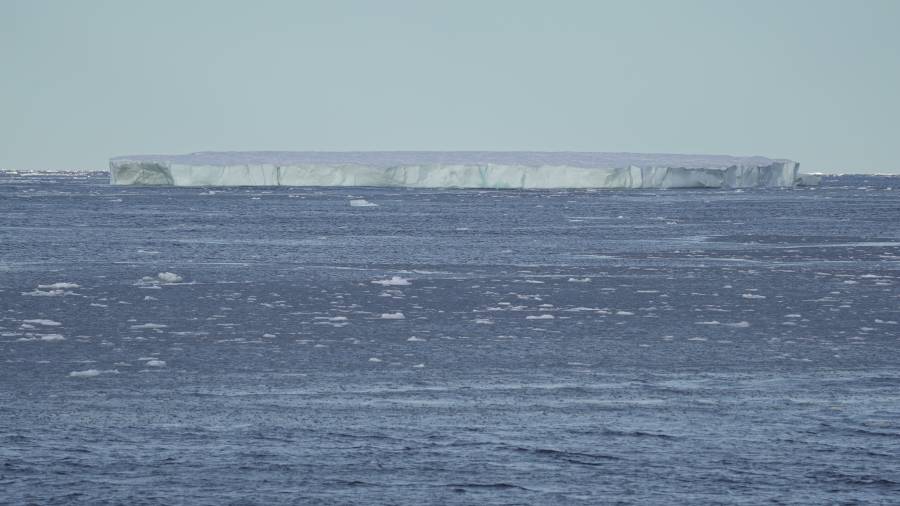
[130, 323, 168, 329]
[526, 314, 555, 320]
[144, 359, 166, 367]
[698, 320, 749, 328]
[156, 272, 183, 283]
[23, 319, 62, 326]
[407, 336, 426, 341]
[69, 369, 118, 378]
[380, 312, 406, 320]
[371, 276, 411, 286]
[137, 272, 184, 286]
[37, 282, 80, 289]
[349, 199, 378, 207]
[314, 316, 348, 321]
[368, 357, 383, 362]
[567, 278, 592, 283]
[741, 294, 766, 299]
[22, 287, 79, 296]
[39, 334, 65, 341]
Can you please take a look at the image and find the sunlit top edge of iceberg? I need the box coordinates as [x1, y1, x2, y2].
[110, 151, 793, 169]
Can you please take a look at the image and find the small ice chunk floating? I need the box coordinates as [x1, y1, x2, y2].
[109, 151, 815, 189]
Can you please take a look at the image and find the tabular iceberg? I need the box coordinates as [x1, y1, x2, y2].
[109, 151, 805, 189]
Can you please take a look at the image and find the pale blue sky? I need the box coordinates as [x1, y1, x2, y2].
[2, 0, 899, 173]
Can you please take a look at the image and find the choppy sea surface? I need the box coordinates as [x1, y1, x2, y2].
[1, 171, 899, 505]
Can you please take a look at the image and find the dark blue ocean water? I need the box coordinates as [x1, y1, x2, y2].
[1, 172, 899, 505]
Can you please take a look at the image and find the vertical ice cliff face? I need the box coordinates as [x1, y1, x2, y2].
[109, 152, 800, 189]
[795, 173, 824, 186]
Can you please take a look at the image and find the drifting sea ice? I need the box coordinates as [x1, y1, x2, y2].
[22, 319, 62, 326]
[37, 282, 80, 289]
[372, 276, 411, 286]
[21, 283, 80, 296]
[69, 369, 119, 378]
[156, 272, 183, 283]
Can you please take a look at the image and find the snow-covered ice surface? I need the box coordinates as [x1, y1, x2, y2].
[110, 151, 802, 189]
[1, 170, 899, 505]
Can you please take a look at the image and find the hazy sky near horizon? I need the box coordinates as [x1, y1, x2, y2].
[2, 0, 899, 173]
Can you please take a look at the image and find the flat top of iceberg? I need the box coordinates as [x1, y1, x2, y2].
[111, 151, 791, 169]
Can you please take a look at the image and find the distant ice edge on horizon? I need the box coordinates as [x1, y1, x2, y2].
[109, 151, 817, 189]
